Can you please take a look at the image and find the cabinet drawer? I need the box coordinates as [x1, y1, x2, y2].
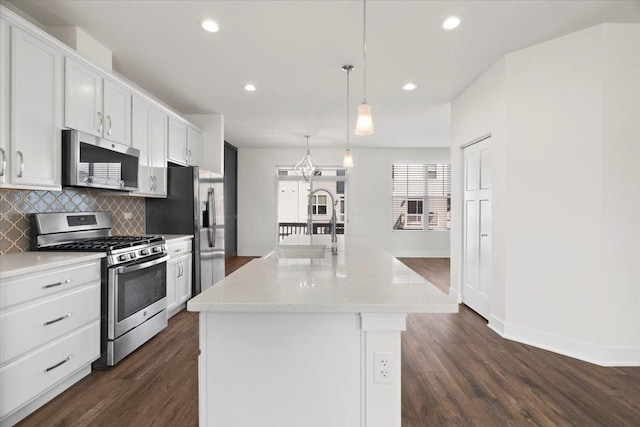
[0, 321, 100, 418]
[0, 260, 101, 310]
[0, 283, 100, 365]
[167, 240, 192, 257]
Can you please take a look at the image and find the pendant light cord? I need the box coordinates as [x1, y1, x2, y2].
[347, 67, 351, 149]
[362, 0, 367, 103]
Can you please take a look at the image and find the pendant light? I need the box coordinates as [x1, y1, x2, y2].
[355, 0, 374, 136]
[342, 65, 355, 168]
[294, 134, 320, 182]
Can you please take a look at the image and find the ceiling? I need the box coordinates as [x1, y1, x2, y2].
[5, 0, 640, 149]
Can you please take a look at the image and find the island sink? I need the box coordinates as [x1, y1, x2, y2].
[274, 244, 326, 259]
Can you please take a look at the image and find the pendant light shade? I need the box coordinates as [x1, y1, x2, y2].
[355, 102, 374, 135]
[355, 0, 374, 136]
[294, 135, 320, 182]
[342, 148, 354, 168]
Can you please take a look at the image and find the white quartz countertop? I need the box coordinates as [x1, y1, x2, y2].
[161, 234, 194, 244]
[0, 252, 105, 279]
[188, 235, 458, 314]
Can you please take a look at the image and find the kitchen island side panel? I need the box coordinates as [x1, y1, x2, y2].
[200, 312, 362, 427]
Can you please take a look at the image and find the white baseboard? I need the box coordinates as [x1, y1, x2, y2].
[487, 314, 505, 335]
[489, 320, 640, 367]
[448, 286, 461, 303]
[391, 251, 450, 258]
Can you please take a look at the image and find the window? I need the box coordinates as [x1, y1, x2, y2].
[392, 163, 451, 231]
[312, 194, 328, 215]
[276, 166, 349, 240]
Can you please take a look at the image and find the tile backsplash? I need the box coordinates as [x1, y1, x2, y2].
[0, 188, 145, 254]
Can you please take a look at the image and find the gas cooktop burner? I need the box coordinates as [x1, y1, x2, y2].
[50, 235, 164, 252]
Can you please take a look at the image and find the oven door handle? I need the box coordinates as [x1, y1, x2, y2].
[115, 255, 169, 274]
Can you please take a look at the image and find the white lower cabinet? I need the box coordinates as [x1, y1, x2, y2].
[166, 239, 193, 318]
[0, 259, 101, 426]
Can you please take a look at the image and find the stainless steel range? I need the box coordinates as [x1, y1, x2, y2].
[30, 212, 168, 367]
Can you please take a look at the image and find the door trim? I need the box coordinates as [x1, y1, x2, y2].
[460, 135, 492, 318]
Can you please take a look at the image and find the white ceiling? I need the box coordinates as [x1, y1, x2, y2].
[5, 0, 640, 149]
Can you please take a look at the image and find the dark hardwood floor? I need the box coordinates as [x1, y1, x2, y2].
[18, 257, 640, 426]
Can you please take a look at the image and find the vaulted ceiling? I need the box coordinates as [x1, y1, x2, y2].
[6, 0, 640, 148]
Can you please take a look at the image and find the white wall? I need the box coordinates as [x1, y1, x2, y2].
[238, 147, 450, 257]
[600, 24, 640, 352]
[504, 25, 605, 349]
[451, 23, 640, 366]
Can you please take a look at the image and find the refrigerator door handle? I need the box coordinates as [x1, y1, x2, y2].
[208, 188, 215, 247]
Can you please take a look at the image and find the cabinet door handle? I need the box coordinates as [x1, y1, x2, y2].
[45, 355, 73, 372]
[0, 148, 5, 177]
[152, 175, 157, 192]
[97, 112, 103, 133]
[185, 147, 189, 163]
[44, 312, 72, 326]
[188, 149, 192, 165]
[43, 279, 71, 289]
[106, 115, 112, 135]
[16, 151, 24, 178]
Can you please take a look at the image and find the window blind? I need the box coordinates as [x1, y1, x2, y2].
[392, 164, 425, 230]
[426, 164, 451, 231]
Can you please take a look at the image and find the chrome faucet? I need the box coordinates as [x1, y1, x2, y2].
[307, 188, 338, 254]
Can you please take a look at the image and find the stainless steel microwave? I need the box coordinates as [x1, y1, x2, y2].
[62, 130, 139, 191]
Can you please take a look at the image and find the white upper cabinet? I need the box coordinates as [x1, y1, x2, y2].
[149, 106, 168, 195]
[64, 58, 102, 137]
[187, 126, 202, 167]
[168, 115, 201, 167]
[167, 116, 188, 165]
[131, 96, 167, 197]
[103, 79, 131, 145]
[183, 114, 224, 175]
[64, 57, 131, 145]
[0, 18, 9, 185]
[0, 21, 62, 190]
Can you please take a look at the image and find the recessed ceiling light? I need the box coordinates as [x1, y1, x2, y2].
[442, 15, 462, 30]
[402, 83, 418, 91]
[244, 84, 256, 92]
[201, 19, 219, 33]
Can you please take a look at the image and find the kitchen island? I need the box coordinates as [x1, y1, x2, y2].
[187, 235, 458, 427]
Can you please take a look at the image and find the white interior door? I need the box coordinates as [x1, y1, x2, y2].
[462, 137, 491, 319]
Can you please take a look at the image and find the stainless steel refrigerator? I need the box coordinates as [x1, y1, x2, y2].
[146, 165, 225, 295]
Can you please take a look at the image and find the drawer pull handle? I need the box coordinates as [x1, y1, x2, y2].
[44, 312, 72, 326]
[43, 279, 71, 289]
[175, 248, 185, 252]
[45, 355, 73, 372]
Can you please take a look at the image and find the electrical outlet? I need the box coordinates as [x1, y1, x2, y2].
[123, 212, 132, 219]
[374, 351, 395, 384]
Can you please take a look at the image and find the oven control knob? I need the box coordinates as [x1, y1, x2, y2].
[118, 255, 127, 262]
[129, 253, 136, 259]
[152, 246, 160, 253]
[140, 249, 149, 255]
